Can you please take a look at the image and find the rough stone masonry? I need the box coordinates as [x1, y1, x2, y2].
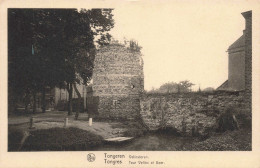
[92, 43, 144, 120]
[140, 91, 249, 135]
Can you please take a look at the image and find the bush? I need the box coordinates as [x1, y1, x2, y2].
[236, 109, 251, 129]
[216, 107, 239, 132]
[8, 127, 25, 151]
[21, 127, 103, 151]
[184, 128, 251, 151]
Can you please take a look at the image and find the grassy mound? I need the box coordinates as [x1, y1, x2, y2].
[21, 127, 103, 151]
[8, 127, 25, 151]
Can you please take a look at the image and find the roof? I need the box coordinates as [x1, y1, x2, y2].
[217, 80, 229, 90]
[228, 34, 245, 51]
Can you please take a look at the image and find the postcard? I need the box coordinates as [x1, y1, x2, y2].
[1, 0, 260, 167]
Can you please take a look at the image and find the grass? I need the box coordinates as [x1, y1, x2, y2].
[20, 127, 103, 151]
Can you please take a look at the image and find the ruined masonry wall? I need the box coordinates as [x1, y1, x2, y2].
[92, 44, 144, 120]
[140, 91, 249, 134]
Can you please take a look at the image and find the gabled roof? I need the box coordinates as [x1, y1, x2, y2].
[228, 34, 245, 51]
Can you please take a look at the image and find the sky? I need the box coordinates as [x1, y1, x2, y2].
[109, 1, 254, 91]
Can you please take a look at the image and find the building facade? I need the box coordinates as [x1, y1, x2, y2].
[217, 11, 252, 92]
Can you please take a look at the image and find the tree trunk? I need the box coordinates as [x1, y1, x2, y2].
[12, 93, 18, 114]
[67, 83, 73, 115]
[42, 86, 46, 113]
[73, 83, 82, 120]
[83, 86, 86, 112]
[32, 90, 36, 114]
[24, 91, 30, 113]
[24, 102, 28, 114]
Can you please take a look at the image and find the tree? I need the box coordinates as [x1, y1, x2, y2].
[8, 9, 114, 117]
[203, 87, 215, 92]
[8, 9, 42, 113]
[178, 80, 195, 93]
[34, 9, 114, 116]
[147, 80, 195, 94]
[84, 9, 114, 46]
[158, 82, 178, 93]
[198, 86, 201, 93]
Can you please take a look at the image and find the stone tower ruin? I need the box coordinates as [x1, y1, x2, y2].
[92, 42, 144, 120]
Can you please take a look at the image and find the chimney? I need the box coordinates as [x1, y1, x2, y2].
[241, 10, 252, 40]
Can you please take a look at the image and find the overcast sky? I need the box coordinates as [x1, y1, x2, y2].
[110, 1, 254, 91]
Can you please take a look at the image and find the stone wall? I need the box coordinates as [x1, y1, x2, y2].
[92, 43, 144, 120]
[140, 91, 249, 135]
[97, 95, 141, 120]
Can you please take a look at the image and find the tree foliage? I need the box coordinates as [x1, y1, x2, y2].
[149, 80, 195, 93]
[8, 8, 114, 114]
[203, 87, 215, 92]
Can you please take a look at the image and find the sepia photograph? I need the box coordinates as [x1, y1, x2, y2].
[1, 0, 260, 167]
[7, 7, 252, 152]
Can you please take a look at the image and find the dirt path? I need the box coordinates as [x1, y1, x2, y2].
[31, 120, 127, 138]
[9, 111, 127, 139]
